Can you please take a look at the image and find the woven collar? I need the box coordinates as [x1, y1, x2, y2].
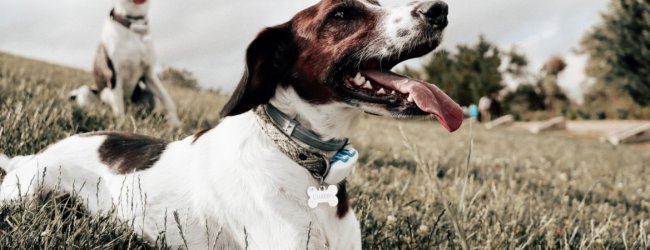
[110, 9, 149, 35]
[255, 105, 348, 179]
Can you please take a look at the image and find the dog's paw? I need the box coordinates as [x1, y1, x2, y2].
[69, 86, 99, 107]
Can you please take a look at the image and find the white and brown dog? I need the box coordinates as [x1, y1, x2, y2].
[70, 0, 181, 126]
[1, 0, 462, 249]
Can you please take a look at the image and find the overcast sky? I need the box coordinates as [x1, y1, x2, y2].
[0, 0, 609, 101]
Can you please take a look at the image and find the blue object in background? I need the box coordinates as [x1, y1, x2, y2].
[469, 104, 479, 118]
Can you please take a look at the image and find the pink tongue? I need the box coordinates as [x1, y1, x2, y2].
[361, 70, 464, 132]
[133, 0, 146, 4]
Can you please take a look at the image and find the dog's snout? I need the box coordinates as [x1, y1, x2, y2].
[417, 1, 448, 27]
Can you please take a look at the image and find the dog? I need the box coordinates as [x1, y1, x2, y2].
[69, 0, 181, 126]
[0, 0, 462, 248]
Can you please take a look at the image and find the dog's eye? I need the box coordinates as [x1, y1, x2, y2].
[330, 7, 358, 20]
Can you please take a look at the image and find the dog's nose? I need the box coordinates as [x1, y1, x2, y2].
[418, 1, 448, 27]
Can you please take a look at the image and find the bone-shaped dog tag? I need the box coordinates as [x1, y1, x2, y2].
[307, 185, 338, 208]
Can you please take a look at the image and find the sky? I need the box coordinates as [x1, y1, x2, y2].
[0, 0, 610, 101]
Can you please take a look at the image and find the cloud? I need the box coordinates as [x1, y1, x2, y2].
[0, 0, 609, 98]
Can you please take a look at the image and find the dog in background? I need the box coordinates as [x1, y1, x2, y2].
[69, 0, 181, 126]
[2, 0, 462, 248]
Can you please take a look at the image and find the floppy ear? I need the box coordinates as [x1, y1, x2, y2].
[219, 22, 297, 118]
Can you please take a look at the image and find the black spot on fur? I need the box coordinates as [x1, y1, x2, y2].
[396, 29, 409, 38]
[219, 22, 297, 118]
[93, 132, 168, 175]
[337, 182, 350, 219]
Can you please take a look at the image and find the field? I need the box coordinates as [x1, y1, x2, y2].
[0, 51, 649, 249]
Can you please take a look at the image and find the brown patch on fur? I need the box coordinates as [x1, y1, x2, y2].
[220, 0, 382, 117]
[93, 44, 116, 90]
[192, 128, 213, 143]
[336, 181, 350, 218]
[288, 0, 380, 103]
[95, 132, 168, 175]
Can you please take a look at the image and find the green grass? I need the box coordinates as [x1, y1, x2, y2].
[1, 51, 649, 249]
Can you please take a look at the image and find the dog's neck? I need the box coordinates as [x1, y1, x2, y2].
[111, 5, 150, 36]
[269, 86, 361, 141]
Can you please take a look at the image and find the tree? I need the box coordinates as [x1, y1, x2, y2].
[403, 36, 504, 106]
[158, 66, 200, 90]
[581, 0, 650, 106]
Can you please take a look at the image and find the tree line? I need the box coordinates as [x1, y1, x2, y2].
[402, 0, 650, 121]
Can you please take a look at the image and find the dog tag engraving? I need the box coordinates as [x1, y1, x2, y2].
[307, 185, 338, 208]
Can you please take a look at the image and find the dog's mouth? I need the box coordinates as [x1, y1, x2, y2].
[133, 0, 147, 5]
[338, 48, 463, 132]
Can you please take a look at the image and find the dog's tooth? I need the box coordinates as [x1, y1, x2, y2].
[377, 88, 386, 95]
[363, 81, 373, 89]
[353, 73, 365, 85]
[391, 90, 397, 95]
[407, 94, 414, 102]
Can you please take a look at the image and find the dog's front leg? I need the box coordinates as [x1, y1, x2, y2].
[100, 85, 126, 119]
[144, 72, 181, 126]
[0, 156, 55, 204]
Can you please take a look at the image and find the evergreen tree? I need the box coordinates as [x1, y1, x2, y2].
[581, 0, 650, 106]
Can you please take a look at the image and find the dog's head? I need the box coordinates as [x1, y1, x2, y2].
[115, 0, 150, 16]
[221, 0, 463, 132]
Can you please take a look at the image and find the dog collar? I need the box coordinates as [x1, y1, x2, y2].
[265, 104, 348, 152]
[126, 14, 146, 20]
[110, 9, 149, 35]
[255, 105, 355, 184]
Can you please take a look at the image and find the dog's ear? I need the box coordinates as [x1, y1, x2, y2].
[219, 22, 297, 118]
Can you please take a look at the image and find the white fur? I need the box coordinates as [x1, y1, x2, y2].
[270, 87, 360, 142]
[71, 0, 181, 126]
[356, 1, 444, 62]
[0, 1, 448, 249]
[0, 154, 10, 171]
[0, 85, 362, 249]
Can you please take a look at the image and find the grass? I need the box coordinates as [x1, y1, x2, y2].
[1, 51, 649, 249]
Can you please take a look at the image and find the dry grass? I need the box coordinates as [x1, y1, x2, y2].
[1, 51, 649, 249]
